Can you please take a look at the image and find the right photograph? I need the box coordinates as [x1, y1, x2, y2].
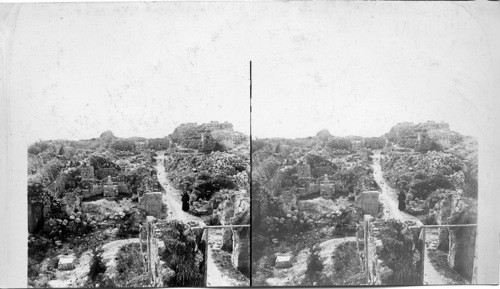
[251, 121, 478, 286]
[249, 4, 492, 286]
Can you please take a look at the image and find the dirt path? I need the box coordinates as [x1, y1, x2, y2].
[155, 153, 205, 225]
[371, 150, 455, 285]
[154, 151, 243, 287]
[371, 152, 421, 223]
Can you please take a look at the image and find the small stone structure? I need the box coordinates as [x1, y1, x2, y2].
[355, 191, 380, 216]
[320, 174, 335, 199]
[103, 176, 119, 197]
[448, 197, 477, 281]
[231, 209, 250, 276]
[275, 254, 293, 269]
[139, 192, 163, 218]
[58, 256, 75, 270]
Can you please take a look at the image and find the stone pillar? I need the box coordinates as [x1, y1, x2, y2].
[231, 209, 250, 277]
[447, 196, 477, 282]
[218, 196, 235, 252]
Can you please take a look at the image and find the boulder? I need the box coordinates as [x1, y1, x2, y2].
[275, 254, 293, 269]
[47, 280, 71, 288]
[57, 256, 75, 270]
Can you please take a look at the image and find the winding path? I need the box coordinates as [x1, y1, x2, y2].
[371, 150, 455, 285]
[154, 151, 243, 287]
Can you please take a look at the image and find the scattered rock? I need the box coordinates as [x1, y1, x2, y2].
[275, 254, 293, 269]
[57, 255, 75, 270]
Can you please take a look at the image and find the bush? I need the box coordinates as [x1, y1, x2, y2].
[28, 141, 52, 155]
[88, 248, 107, 283]
[251, 139, 269, 153]
[110, 139, 136, 152]
[89, 155, 121, 172]
[160, 221, 204, 287]
[114, 243, 148, 287]
[303, 249, 326, 286]
[331, 241, 366, 285]
[379, 220, 423, 285]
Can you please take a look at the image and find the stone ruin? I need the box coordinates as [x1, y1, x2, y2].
[103, 175, 119, 197]
[275, 254, 293, 269]
[57, 255, 76, 270]
[430, 193, 478, 282]
[354, 191, 380, 216]
[319, 174, 335, 199]
[231, 208, 250, 276]
[448, 196, 478, 281]
[139, 192, 163, 218]
[216, 191, 250, 276]
[61, 190, 82, 216]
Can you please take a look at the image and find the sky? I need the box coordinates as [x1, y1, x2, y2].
[8, 2, 500, 144]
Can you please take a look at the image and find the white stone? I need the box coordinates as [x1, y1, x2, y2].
[275, 254, 293, 269]
[57, 256, 75, 270]
[47, 280, 71, 288]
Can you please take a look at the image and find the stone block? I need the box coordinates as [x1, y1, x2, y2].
[103, 185, 118, 197]
[355, 191, 380, 216]
[320, 183, 335, 199]
[139, 192, 163, 218]
[57, 256, 75, 270]
[275, 254, 293, 269]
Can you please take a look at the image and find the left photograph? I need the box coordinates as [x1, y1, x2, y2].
[15, 3, 250, 287]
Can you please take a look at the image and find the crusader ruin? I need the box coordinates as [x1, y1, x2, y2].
[252, 121, 479, 286]
[27, 121, 250, 287]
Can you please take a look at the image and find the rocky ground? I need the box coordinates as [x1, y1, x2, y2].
[27, 122, 250, 288]
[252, 122, 477, 286]
[155, 152, 249, 286]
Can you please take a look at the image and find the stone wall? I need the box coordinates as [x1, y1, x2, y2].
[216, 191, 250, 276]
[448, 196, 477, 281]
[170, 122, 246, 152]
[319, 174, 335, 199]
[60, 191, 82, 215]
[218, 195, 236, 251]
[231, 208, 250, 277]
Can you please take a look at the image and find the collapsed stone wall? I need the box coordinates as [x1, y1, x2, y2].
[216, 191, 250, 276]
[448, 196, 477, 281]
[169, 122, 241, 152]
[429, 191, 477, 282]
